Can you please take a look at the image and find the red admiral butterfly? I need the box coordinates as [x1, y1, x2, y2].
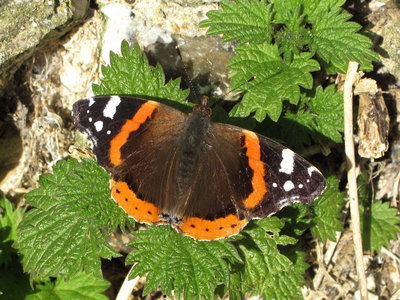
[73, 95, 326, 240]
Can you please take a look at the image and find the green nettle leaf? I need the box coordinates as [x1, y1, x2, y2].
[271, 2, 311, 60]
[126, 226, 241, 300]
[302, 0, 347, 19]
[360, 201, 400, 253]
[308, 85, 344, 142]
[93, 41, 189, 108]
[15, 159, 128, 280]
[280, 110, 314, 148]
[271, 0, 304, 24]
[0, 199, 31, 299]
[128, 219, 307, 299]
[0, 198, 23, 265]
[26, 272, 110, 300]
[231, 218, 304, 299]
[200, 0, 273, 44]
[278, 203, 313, 237]
[280, 85, 343, 147]
[228, 43, 319, 121]
[308, 7, 379, 73]
[311, 176, 343, 242]
[284, 247, 309, 278]
[356, 175, 400, 253]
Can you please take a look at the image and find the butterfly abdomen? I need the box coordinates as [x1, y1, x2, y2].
[172, 108, 214, 214]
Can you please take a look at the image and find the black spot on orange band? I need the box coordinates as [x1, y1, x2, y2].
[175, 215, 248, 240]
[110, 180, 163, 225]
[109, 101, 158, 166]
[241, 130, 267, 209]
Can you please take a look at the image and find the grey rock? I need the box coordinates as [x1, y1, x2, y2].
[0, 0, 90, 91]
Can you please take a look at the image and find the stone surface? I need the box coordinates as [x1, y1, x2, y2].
[0, 0, 90, 91]
[0, 0, 91, 194]
[129, 0, 233, 97]
[380, 19, 400, 83]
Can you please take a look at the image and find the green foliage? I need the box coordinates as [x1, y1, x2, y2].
[15, 159, 128, 280]
[199, 0, 273, 44]
[127, 226, 241, 299]
[282, 85, 343, 147]
[0, 262, 32, 299]
[306, 4, 378, 73]
[1, 200, 109, 299]
[0, 199, 32, 299]
[307, 85, 344, 142]
[0, 198, 23, 265]
[311, 176, 343, 242]
[93, 41, 190, 110]
[228, 44, 319, 121]
[26, 273, 110, 300]
[127, 218, 307, 300]
[201, 0, 379, 125]
[228, 218, 305, 299]
[361, 201, 400, 253]
[278, 203, 313, 237]
[358, 176, 400, 253]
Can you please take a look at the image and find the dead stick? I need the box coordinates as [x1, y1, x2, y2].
[343, 61, 368, 300]
[116, 264, 140, 300]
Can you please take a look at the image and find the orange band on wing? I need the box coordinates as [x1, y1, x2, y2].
[176, 215, 248, 240]
[241, 130, 267, 209]
[109, 101, 158, 166]
[110, 180, 163, 224]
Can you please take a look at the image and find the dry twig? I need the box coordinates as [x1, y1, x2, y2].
[116, 264, 141, 300]
[343, 61, 368, 300]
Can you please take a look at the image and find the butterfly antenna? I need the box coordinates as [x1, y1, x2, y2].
[174, 43, 200, 100]
[212, 75, 256, 107]
[225, 75, 256, 97]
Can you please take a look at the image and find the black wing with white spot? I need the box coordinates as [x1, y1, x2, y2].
[211, 122, 326, 219]
[252, 135, 326, 218]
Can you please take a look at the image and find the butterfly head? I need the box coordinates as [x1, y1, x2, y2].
[192, 95, 212, 117]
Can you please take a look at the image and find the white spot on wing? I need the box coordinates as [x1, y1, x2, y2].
[88, 98, 95, 106]
[107, 130, 111, 135]
[279, 149, 294, 174]
[87, 139, 95, 147]
[283, 180, 295, 191]
[272, 182, 277, 188]
[308, 167, 316, 177]
[298, 184, 303, 188]
[94, 121, 103, 132]
[88, 117, 92, 122]
[103, 96, 121, 119]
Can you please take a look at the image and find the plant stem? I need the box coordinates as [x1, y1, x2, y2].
[116, 264, 140, 300]
[343, 61, 368, 300]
